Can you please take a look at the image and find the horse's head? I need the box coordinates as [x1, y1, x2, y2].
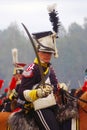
[72, 87, 87, 113]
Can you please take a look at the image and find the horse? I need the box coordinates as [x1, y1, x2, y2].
[65, 88, 87, 130]
[0, 112, 11, 130]
[0, 99, 18, 130]
[75, 89, 87, 130]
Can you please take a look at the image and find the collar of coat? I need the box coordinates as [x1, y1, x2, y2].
[34, 58, 50, 75]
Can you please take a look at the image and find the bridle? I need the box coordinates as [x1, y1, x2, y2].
[64, 90, 87, 113]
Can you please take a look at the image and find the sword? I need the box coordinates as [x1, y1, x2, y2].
[21, 23, 45, 87]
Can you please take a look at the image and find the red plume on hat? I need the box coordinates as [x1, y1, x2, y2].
[0, 79, 4, 89]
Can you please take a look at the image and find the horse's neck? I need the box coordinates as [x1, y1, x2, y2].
[78, 107, 87, 130]
[79, 92, 87, 109]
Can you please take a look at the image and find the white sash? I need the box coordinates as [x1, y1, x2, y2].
[33, 75, 56, 110]
[33, 92, 56, 110]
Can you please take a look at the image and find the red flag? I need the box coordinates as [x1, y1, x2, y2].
[0, 99, 2, 105]
[0, 79, 4, 89]
[4, 88, 8, 93]
[9, 76, 17, 90]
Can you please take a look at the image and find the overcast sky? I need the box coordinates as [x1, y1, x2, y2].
[0, 0, 87, 33]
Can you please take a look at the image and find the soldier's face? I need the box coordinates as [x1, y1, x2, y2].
[38, 51, 52, 63]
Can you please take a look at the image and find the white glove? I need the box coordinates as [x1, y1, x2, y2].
[37, 85, 53, 98]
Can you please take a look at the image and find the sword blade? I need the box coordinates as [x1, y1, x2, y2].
[21, 23, 45, 86]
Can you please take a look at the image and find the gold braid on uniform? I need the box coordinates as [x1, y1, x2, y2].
[34, 58, 49, 75]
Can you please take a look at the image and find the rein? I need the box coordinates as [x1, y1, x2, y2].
[64, 91, 87, 113]
[65, 91, 87, 104]
[79, 105, 87, 113]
